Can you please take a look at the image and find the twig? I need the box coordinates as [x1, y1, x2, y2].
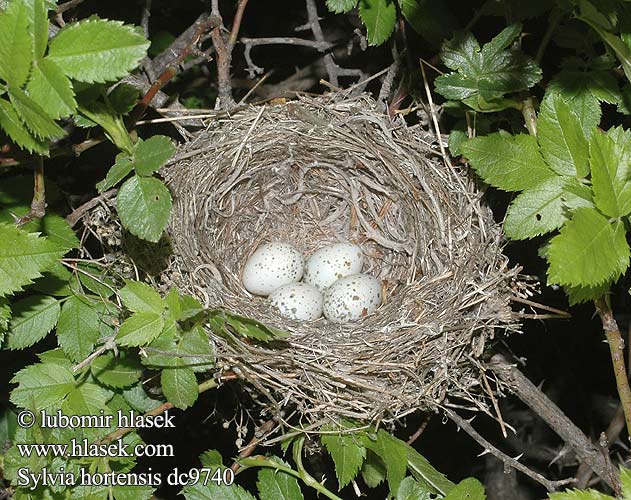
[56, 0, 84, 14]
[231, 419, 276, 473]
[15, 157, 46, 226]
[595, 296, 631, 444]
[446, 407, 576, 492]
[536, 8, 562, 63]
[66, 189, 117, 228]
[241, 37, 331, 51]
[228, 0, 249, 51]
[406, 414, 432, 445]
[511, 296, 571, 318]
[140, 0, 152, 38]
[490, 353, 620, 492]
[521, 97, 538, 137]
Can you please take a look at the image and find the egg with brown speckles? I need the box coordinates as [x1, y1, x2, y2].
[242, 242, 304, 296]
[323, 273, 382, 322]
[269, 282, 323, 321]
[303, 242, 364, 290]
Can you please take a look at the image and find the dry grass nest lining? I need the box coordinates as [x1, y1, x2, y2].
[161, 93, 522, 424]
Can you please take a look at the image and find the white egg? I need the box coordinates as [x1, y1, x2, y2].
[303, 242, 364, 290]
[269, 282, 323, 321]
[323, 273, 382, 322]
[242, 242, 304, 296]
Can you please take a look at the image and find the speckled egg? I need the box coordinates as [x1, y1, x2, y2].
[323, 273, 382, 322]
[303, 242, 364, 290]
[241, 242, 304, 296]
[269, 282, 323, 321]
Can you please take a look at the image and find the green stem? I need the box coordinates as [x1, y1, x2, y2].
[536, 8, 562, 64]
[595, 295, 631, 438]
[521, 97, 537, 137]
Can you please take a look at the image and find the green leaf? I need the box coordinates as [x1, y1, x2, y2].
[0, 296, 10, 340]
[358, 0, 396, 46]
[0, 223, 65, 297]
[360, 430, 407, 494]
[257, 464, 304, 500]
[117, 175, 172, 243]
[48, 17, 149, 83]
[123, 383, 161, 413]
[30, 0, 48, 59]
[111, 485, 155, 500]
[209, 309, 290, 341]
[116, 311, 164, 347]
[26, 58, 77, 119]
[396, 477, 432, 500]
[621, 466, 631, 499]
[57, 294, 101, 363]
[0, 408, 17, 450]
[9, 87, 66, 140]
[405, 443, 454, 495]
[399, 0, 457, 46]
[538, 93, 590, 177]
[177, 326, 214, 372]
[78, 101, 134, 152]
[199, 449, 224, 467]
[443, 478, 486, 500]
[566, 281, 612, 306]
[504, 177, 567, 240]
[321, 430, 366, 489]
[119, 280, 164, 314]
[96, 154, 134, 192]
[436, 25, 541, 102]
[547, 208, 630, 287]
[182, 481, 256, 500]
[133, 136, 176, 176]
[108, 83, 140, 114]
[22, 213, 80, 251]
[325, 0, 357, 13]
[0, 0, 32, 87]
[548, 490, 611, 499]
[0, 97, 48, 154]
[10, 361, 74, 409]
[141, 320, 178, 367]
[91, 351, 142, 388]
[5, 295, 59, 349]
[590, 127, 631, 218]
[161, 365, 198, 410]
[361, 450, 386, 488]
[75, 262, 115, 298]
[460, 133, 555, 192]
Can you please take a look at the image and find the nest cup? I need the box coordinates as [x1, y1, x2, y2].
[162, 94, 521, 423]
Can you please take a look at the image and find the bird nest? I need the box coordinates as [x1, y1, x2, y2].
[153, 93, 522, 424]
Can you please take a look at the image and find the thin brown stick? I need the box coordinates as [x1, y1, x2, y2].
[228, 0, 249, 51]
[231, 419, 276, 473]
[511, 295, 571, 318]
[56, 0, 84, 14]
[490, 353, 620, 492]
[406, 414, 432, 445]
[66, 189, 117, 228]
[595, 295, 631, 442]
[521, 97, 538, 137]
[446, 407, 576, 492]
[15, 157, 46, 226]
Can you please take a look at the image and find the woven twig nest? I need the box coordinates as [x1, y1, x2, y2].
[161, 94, 521, 423]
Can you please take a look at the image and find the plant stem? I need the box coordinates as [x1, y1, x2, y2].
[521, 97, 537, 137]
[595, 295, 631, 439]
[536, 8, 562, 64]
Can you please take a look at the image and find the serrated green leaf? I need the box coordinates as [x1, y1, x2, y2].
[621, 466, 631, 499]
[0, 407, 17, 450]
[0, 223, 65, 297]
[321, 430, 366, 489]
[436, 25, 541, 102]
[26, 58, 77, 119]
[26, 213, 80, 251]
[111, 485, 155, 500]
[326, 0, 357, 13]
[10, 361, 74, 409]
[182, 481, 256, 500]
[30, 0, 47, 59]
[563, 178, 594, 210]
[119, 280, 164, 314]
[0, 296, 10, 339]
[548, 489, 612, 499]
[590, 127, 631, 218]
[504, 177, 567, 240]
[566, 281, 613, 306]
[360, 430, 407, 494]
[9, 87, 66, 140]
[108, 83, 140, 114]
[48, 17, 149, 83]
[538, 93, 590, 177]
[62, 382, 112, 416]
[133, 135, 176, 176]
[5, 295, 59, 349]
[123, 383, 161, 413]
[161, 365, 197, 410]
[0, 0, 32, 87]
[141, 320, 178, 367]
[57, 294, 101, 363]
[443, 478, 486, 500]
[33, 262, 72, 296]
[257, 463, 304, 500]
[75, 262, 115, 298]
[361, 450, 386, 488]
[358, 0, 396, 46]
[210, 309, 290, 341]
[460, 133, 555, 192]
[405, 443, 454, 495]
[78, 101, 133, 152]
[96, 154, 134, 192]
[396, 477, 432, 500]
[116, 311, 164, 347]
[117, 175, 172, 243]
[178, 326, 214, 372]
[0, 97, 48, 154]
[399, 0, 457, 46]
[547, 208, 630, 287]
[91, 351, 142, 388]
